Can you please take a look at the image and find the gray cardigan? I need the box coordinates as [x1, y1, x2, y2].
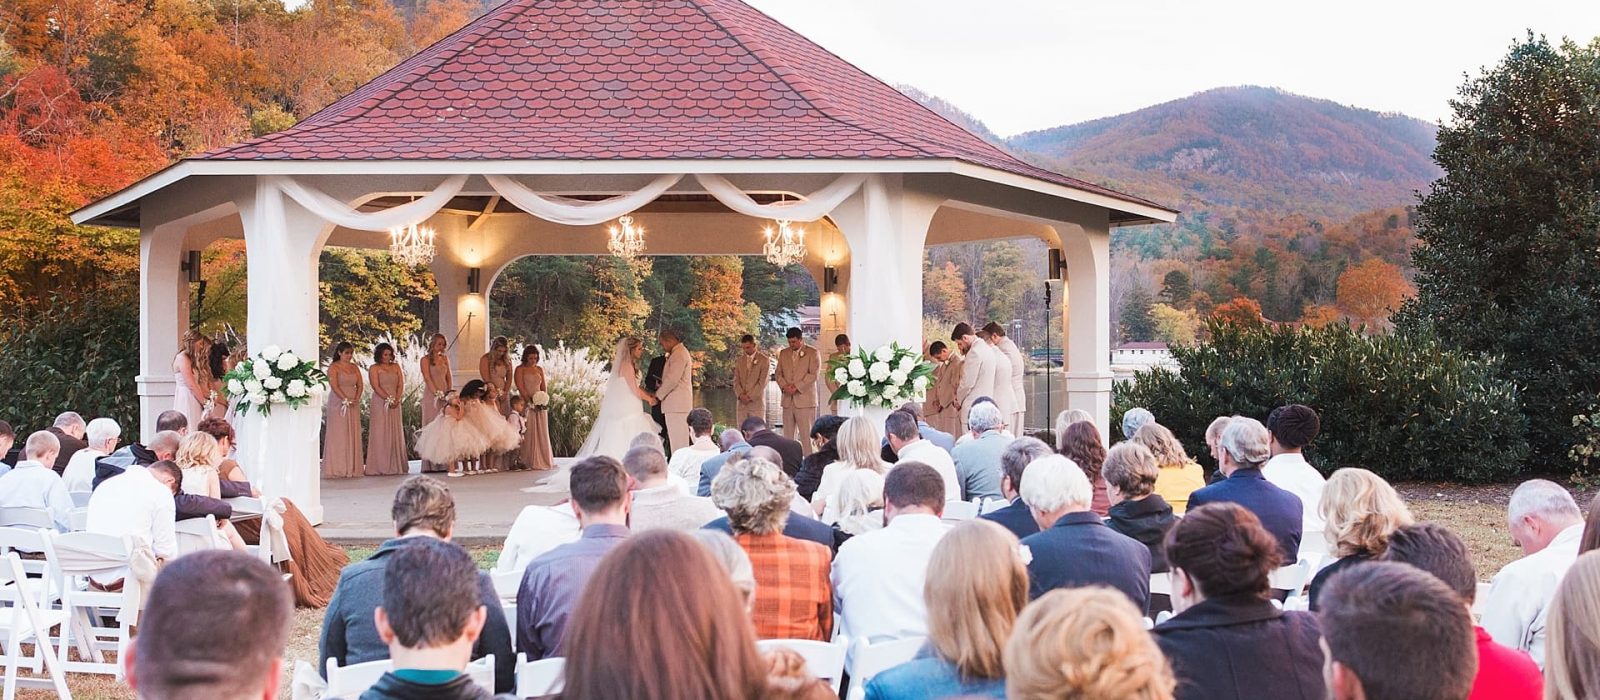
[319, 537, 515, 693]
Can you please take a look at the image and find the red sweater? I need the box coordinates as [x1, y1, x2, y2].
[1470, 626, 1543, 700]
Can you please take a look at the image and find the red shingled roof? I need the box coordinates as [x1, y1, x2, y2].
[198, 0, 1164, 211]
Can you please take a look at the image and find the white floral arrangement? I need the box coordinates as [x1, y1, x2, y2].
[221, 345, 330, 417]
[826, 342, 936, 409]
[530, 390, 551, 411]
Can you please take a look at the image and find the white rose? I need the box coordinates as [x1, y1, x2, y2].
[847, 359, 866, 378]
[286, 379, 307, 398]
[873, 345, 894, 362]
[882, 384, 900, 401]
[889, 369, 909, 386]
[269, 391, 286, 404]
[260, 345, 282, 361]
[912, 375, 929, 392]
[251, 361, 273, 380]
[276, 352, 299, 371]
[868, 361, 891, 383]
[244, 379, 263, 395]
[227, 379, 244, 395]
[263, 376, 283, 390]
[833, 367, 850, 385]
[246, 393, 267, 406]
[897, 355, 916, 373]
[847, 380, 866, 397]
[309, 381, 327, 398]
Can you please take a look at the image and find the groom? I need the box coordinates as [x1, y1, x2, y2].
[656, 328, 694, 454]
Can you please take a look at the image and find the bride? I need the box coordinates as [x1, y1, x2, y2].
[528, 337, 658, 492]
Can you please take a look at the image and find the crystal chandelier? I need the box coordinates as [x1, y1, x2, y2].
[388, 220, 436, 267]
[607, 214, 647, 260]
[763, 219, 807, 267]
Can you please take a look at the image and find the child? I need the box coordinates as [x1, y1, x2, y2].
[462, 380, 520, 475]
[414, 391, 491, 478]
[507, 395, 528, 471]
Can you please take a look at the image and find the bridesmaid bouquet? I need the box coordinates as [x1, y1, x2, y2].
[826, 342, 935, 409]
[530, 391, 550, 411]
[223, 345, 330, 417]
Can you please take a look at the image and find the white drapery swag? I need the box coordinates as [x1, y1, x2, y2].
[694, 173, 867, 222]
[484, 173, 684, 226]
[267, 174, 469, 232]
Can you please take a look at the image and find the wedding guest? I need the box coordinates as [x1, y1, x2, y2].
[1482, 479, 1585, 666]
[1186, 417, 1303, 562]
[1154, 503, 1324, 699]
[1121, 406, 1154, 441]
[172, 330, 212, 429]
[1203, 416, 1231, 466]
[126, 552, 293, 700]
[699, 428, 752, 498]
[1263, 403, 1328, 545]
[812, 416, 890, 523]
[951, 402, 1009, 502]
[94, 429, 230, 524]
[518, 456, 631, 659]
[886, 409, 959, 501]
[825, 333, 852, 415]
[360, 540, 520, 700]
[1102, 442, 1178, 575]
[191, 418, 255, 495]
[830, 468, 886, 544]
[63, 416, 119, 492]
[831, 462, 951, 650]
[925, 340, 963, 436]
[734, 334, 771, 425]
[86, 460, 179, 589]
[1582, 495, 1600, 554]
[897, 401, 954, 452]
[0, 431, 72, 531]
[479, 335, 513, 417]
[1057, 419, 1112, 517]
[493, 503, 580, 578]
[775, 328, 820, 455]
[365, 341, 407, 476]
[711, 457, 832, 641]
[0, 420, 13, 475]
[979, 436, 1053, 539]
[1020, 454, 1150, 608]
[323, 341, 364, 479]
[1381, 523, 1543, 700]
[321, 476, 514, 692]
[174, 431, 248, 551]
[668, 408, 720, 486]
[514, 345, 555, 470]
[865, 520, 1024, 699]
[1132, 422, 1207, 514]
[1053, 408, 1092, 436]
[1545, 551, 1600, 700]
[1005, 588, 1176, 700]
[47, 411, 88, 474]
[420, 333, 453, 473]
[206, 341, 233, 421]
[1308, 467, 1414, 610]
[742, 417, 803, 476]
[794, 415, 845, 501]
[690, 529, 757, 611]
[1321, 562, 1476, 700]
[628, 444, 721, 531]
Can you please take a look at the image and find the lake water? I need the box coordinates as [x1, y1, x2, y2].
[697, 371, 1066, 433]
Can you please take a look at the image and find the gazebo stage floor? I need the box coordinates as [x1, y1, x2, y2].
[316, 460, 572, 544]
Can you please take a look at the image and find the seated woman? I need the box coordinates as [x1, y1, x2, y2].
[866, 519, 1026, 699]
[1103, 441, 1178, 612]
[1005, 587, 1175, 700]
[830, 468, 885, 548]
[174, 431, 248, 552]
[195, 417, 350, 608]
[1307, 467, 1413, 610]
[1153, 503, 1325, 699]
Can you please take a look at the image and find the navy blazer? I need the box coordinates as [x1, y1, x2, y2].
[1187, 468, 1303, 563]
[979, 498, 1040, 540]
[746, 429, 804, 477]
[1154, 594, 1325, 700]
[704, 512, 836, 553]
[1021, 511, 1152, 612]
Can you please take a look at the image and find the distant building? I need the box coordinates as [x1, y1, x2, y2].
[1111, 342, 1177, 382]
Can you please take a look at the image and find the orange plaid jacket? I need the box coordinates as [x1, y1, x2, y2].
[735, 531, 834, 641]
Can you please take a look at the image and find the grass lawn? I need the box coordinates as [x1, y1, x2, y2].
[17, 484, 1585, 699]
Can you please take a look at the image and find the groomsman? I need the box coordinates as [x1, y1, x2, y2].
[775, 327, 820, 456]
[926, 341, 963, 435]
[824, 334, 852, 414]
[984, 322, 1028, 432]
[952, 322, 999, 429]
[733, 335, 770, 425]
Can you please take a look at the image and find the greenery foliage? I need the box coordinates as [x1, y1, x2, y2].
[541, 343, 607, 457]
[0, 292, 139, 432]
[1113, 321, 1528, 482]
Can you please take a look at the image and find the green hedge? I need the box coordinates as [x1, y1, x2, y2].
[1113, 321, 1529, 482]
[0, 292, 140, 435]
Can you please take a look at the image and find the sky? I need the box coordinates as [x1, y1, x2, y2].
[745, 0, 1600, 137]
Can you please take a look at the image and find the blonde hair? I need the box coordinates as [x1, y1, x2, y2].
[710, 458, 794, 536]
[1204, 416, 1232, 447]
[174, 431, 220, 471]
[1132, 422, 1191, 470]
[1546, 551, 1600, 700]
[834, 417, 888, 474]
[1319, 468, 1414, 557]
[1005, 588, 1176, 700]
[835, 468, 885, 519]
[927, 520, 1027, 679]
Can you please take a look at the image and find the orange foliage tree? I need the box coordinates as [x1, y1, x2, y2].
[1336, 258, 1414, 329]
[1210, 297, 1265, 327]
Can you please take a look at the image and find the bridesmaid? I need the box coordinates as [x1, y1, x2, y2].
[173, 330, 211, 427]
[479, 335, 514, 417]
[365, 342, 407, 476]
[322, 341, 364, 479]
[515, 346, 556, 470]
[419, 333, 453, 473]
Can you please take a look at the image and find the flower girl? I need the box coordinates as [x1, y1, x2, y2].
[463, 380, 521, 475]
[413, 391, 489, 478]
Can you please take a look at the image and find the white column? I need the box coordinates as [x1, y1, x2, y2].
[137, 221, 188, 440]
[1061, 213, 1113, 437]
[235, 178, 329, 523]
[431, 214, 495, 389]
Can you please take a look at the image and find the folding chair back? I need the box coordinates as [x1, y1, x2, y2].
[0, 508, 53, 531]
[174, 515, 219, 556]
[845, 636, 925, 700]
[1149, 571, 1172, 596]
[516, 654, 565, 698]
[0, 553, 73, 700]
[69, 491, 92, 509]
[941, 500, 978, 522]
[757, 638, 848, 692]
[42, 531, 138, 678]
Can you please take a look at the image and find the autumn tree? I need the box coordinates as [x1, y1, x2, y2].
[1150, 303, 1201, 346]
[318, 248, 437, 350]
[978, 240, 1037, 324]
[1336, 258, 1413, 329]
[922, 259, 967, 321]
[1160, 269, 1194, 307]
[1210, 297, 1265, 327]
[1299, 304, 1343, 329]
[689, 256, 759, 383]
[575, 256, 651, 351]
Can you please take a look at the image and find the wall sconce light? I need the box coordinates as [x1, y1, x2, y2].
[467, 267, 482, 295]
[823, 265, 838, 294]
[181, 250, 202, 283]
[1047, 249, 1064, 282]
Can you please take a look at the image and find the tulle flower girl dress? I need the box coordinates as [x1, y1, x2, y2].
[415, 392, 492, 477]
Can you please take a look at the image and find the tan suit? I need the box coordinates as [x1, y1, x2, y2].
[657, 343, 694, 452]
[825, 349, 849, 413]
[775, 343, 820, 454]
[733, 350, 771, 425]
[955, 340, 999, 428]
[928, 356, 964, 435]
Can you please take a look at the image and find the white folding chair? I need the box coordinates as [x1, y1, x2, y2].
[1298, 530, 1329, 560]
[0, 507, 54, 531]
[68, 508, 88, 532]
[41, 531, 137, 678]
[1141, 616, 1154, 630]
[225, 498, 277, 565]
[757, 637, 849, 692]
[174, 514, 220, 556]
[0, 553, 72, 700]
[326, 654, 496, 698]
[1270, 558, 1315, 600]
[0, 527, 61, 675]
[491, 569, 521, 601]
[941, 500, 978, 522]
[845, 636, 925, 700]
[68, 491, 92, 509]
[515, 654, 565, 698]
[1148, 571, 1172, 597]
[976, 497, 1008, 515]
[1154, 610, 1175, 625]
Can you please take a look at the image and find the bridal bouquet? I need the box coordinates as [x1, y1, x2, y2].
[827, 342, 935, 409]
[530, 390, 550, 411]
[222, 345, 330, 417]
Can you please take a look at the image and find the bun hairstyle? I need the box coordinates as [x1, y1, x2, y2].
[459, 379, 488, 400]
[1165, 503, 1283, 599]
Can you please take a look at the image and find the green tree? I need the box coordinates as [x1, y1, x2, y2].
[978, 240, 1037, 323]
[1397, 34, 1600, 465]
[318, 248, 438, 350]
[574, 256, 651, 350]
[1120, 284, 1156, 342]
[489, 255, 592, 348]
[1160, 269, 1193, 307]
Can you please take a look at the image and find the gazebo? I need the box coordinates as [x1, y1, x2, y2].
[73, 0, 1175, 521]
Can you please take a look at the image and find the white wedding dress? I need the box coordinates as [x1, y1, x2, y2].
[525, 339, 659, 493]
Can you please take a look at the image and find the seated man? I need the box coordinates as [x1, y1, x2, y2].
[1019, 454, 1151, 611]
[358, 538, 517, 700]
[666, 408, 721, 487]
[1187, 417, 1303, 562]
[0, 420, 13, 476]
[711, 456, 832, 641]
[94, 429, 235, 523]
[979, 436, 1054, 539]
[126, 551, 293, 700]
[517, 456, 630, 660]
[886, 410, 960, 501]
[0, 430, 72, 531]
[492, 504, 580, 578]
[951, 401, 1009, 502]
[63, 417, 119, 492]
[86, 459, 180, 589]
[831, 462, 951, 648]
[696, 428, 751, 497]
[625, 444, 721, 532]
[741, 417, 803, 476]
[94, 410, 188, 488]
[1481, 479, 1585, 666]
[47, 411, 88, 474]
[321, 476, 514, 693]
[1321, 561, 1477, 700]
